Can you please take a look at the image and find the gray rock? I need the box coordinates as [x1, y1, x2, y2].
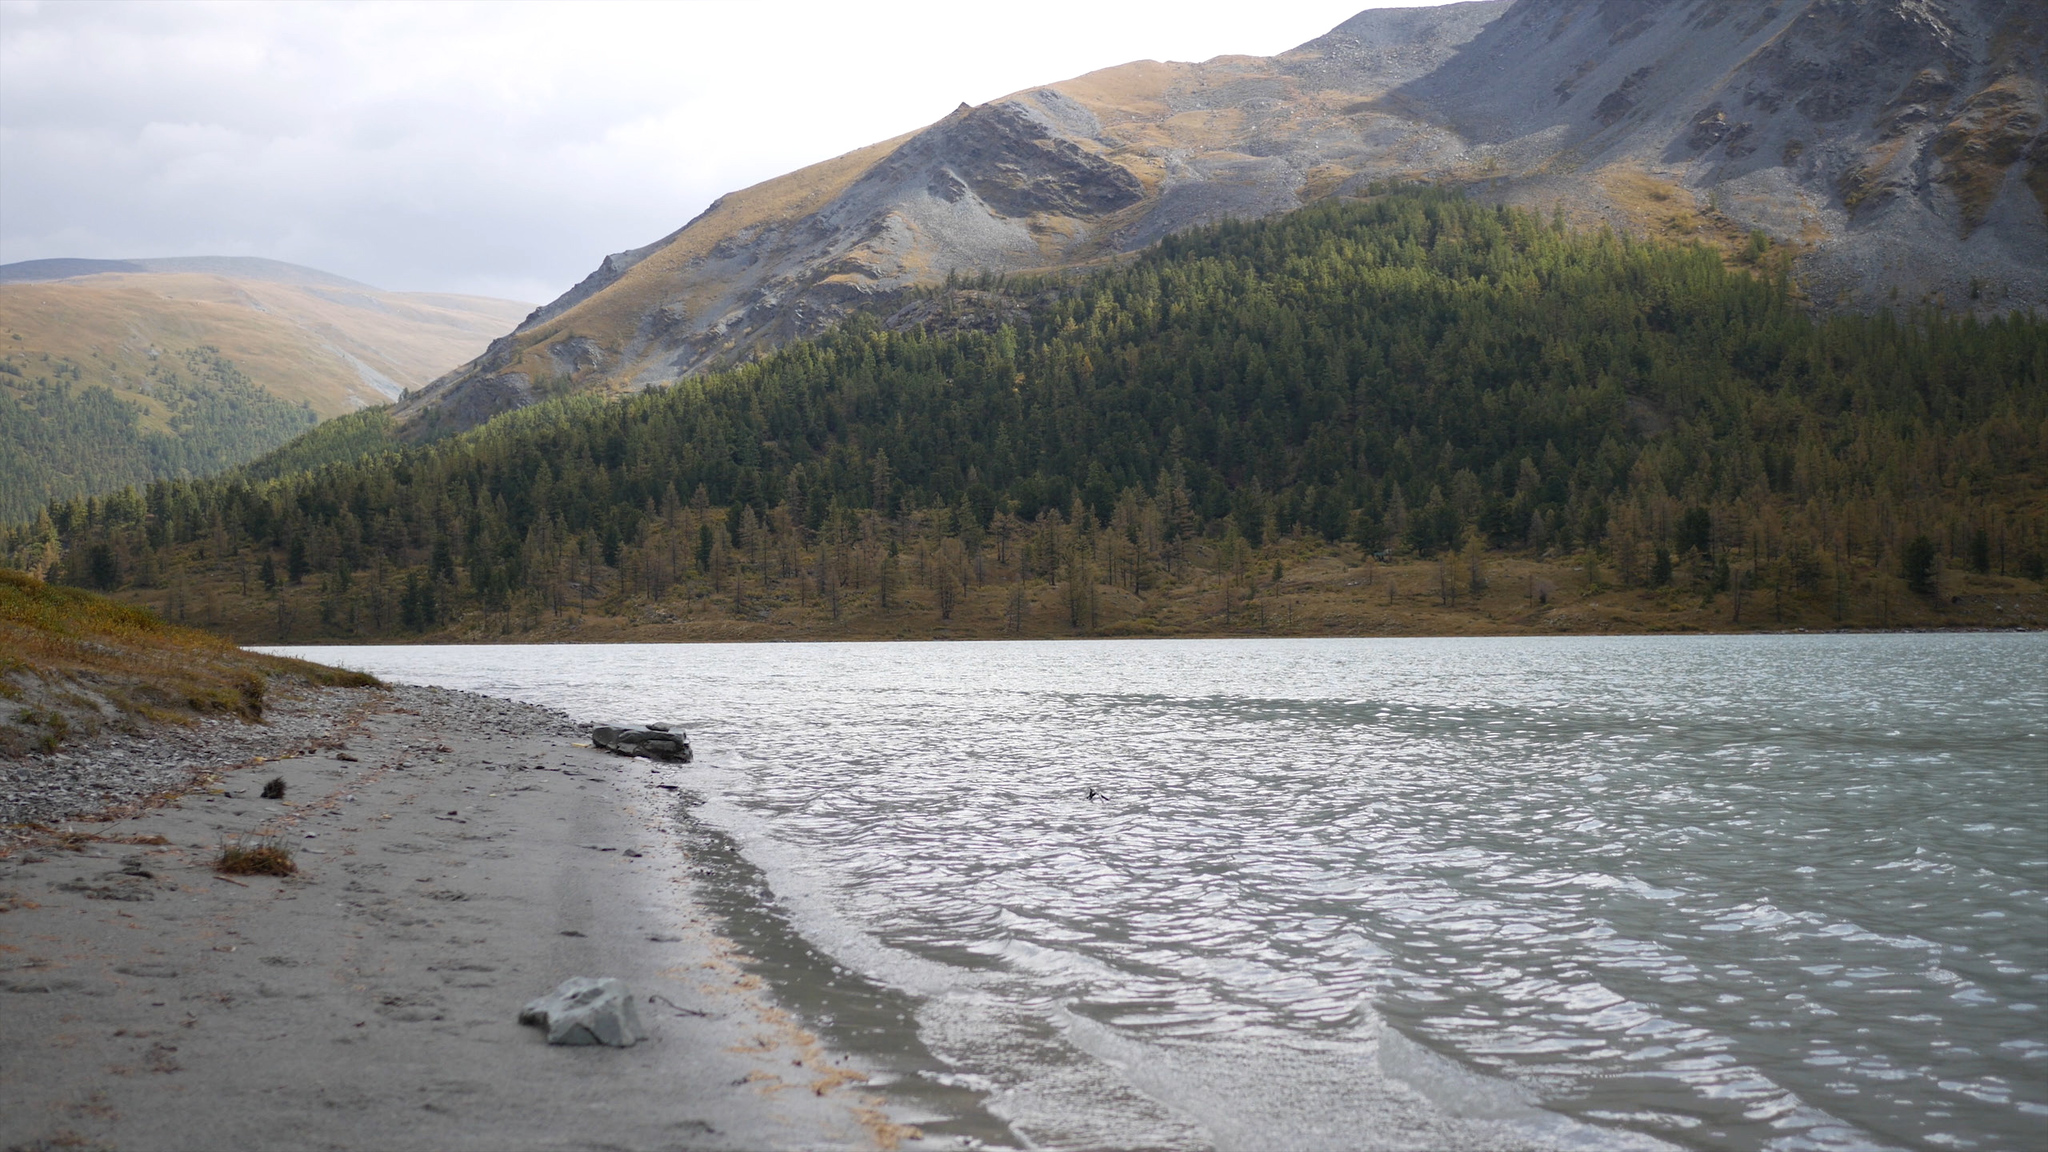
[518, 977, 647, 1047]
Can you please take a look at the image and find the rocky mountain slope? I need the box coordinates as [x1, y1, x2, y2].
[408, 0, 2044, 433]
[1, 256, 532, 417]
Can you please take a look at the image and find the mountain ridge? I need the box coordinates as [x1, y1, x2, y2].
[402, 0, 2045, 436]
[0, 258, 531, 415]
[0, 256, 378, 291]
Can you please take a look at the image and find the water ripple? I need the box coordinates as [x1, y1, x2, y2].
[275, 634, 2048, 1152]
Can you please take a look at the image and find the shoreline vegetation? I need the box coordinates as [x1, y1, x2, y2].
[0, 568, 376, 760]
[6, 190, 2045, 645]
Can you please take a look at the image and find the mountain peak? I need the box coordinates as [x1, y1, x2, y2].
[403, 0, 2045, 435]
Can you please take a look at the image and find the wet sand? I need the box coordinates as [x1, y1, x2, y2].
[0, 685, 935, 1151]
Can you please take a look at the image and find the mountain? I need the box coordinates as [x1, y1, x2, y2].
[0, 257, 531, 415]
[406, 0, 2046, 433]
[0, 256, 381, 289]
[0, 257, 531, 519]
[18, 191, 2043, 643]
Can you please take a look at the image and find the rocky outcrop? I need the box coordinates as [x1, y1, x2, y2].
[882, 288, 1050, 338]
[925, 100, 1143, 218]
[404, 0, 2045, 435]
[1400, 0, 2044, 310]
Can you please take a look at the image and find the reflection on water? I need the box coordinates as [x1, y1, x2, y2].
[268, 635, 2048, 1152]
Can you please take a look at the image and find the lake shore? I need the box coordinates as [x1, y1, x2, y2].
[0, 681, 940, 1152]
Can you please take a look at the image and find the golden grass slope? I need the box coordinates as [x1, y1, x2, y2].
[2, 271, 531, 420]
[0, 569, 376, 760]
[396, 132, 919, 414]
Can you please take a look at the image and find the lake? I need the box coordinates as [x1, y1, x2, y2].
[264, 635, 2047, 1151]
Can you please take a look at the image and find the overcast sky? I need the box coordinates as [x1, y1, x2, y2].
[0, 1, 1450, 304]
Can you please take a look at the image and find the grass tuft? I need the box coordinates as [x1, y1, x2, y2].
[216, 835, 296, 876]
[300, 666, 381, 689]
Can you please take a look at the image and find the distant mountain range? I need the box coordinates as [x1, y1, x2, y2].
[407, 0, 2045, 434]
[0, 256, 380, 291]
[0, 256, 529, 519]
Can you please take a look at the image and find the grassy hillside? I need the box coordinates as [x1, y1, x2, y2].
[0, 271, 528, 417]
[0, 268, 529, 518]
[10, 190, 2046, 642]
[0, 568, 376, 759]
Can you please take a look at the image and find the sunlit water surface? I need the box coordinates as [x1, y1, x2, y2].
[266, 635, 2047, 1151]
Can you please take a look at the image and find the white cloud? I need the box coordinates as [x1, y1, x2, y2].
[1, 0, 1446, 302]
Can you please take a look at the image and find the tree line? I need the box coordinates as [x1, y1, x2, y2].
[7, 188, 2044, 637]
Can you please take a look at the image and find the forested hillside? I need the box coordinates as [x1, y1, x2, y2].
[8, 191, 2045, 640]
[1, 346, 317, 523]
[0, 259, 533, 517]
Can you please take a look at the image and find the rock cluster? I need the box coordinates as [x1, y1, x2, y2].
[590, 724, 692, 762]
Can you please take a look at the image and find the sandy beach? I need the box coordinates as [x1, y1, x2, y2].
[1, 682, 943, 1152]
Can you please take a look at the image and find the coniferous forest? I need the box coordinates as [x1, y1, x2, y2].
[7, 190, 2045, 640]
[0, 345, 318, 524]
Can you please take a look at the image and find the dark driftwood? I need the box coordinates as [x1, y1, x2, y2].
[589, 725, 692, 762]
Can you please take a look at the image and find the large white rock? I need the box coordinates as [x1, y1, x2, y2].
[518, 977, 648, 1047]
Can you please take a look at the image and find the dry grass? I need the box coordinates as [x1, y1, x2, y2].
[0, 568, 378, 756]
[2, 828, 169, 856]
[215, 835, 296, 876]
[1593, 165, 1779, 261]
[0, 273, 528, 419]
[1932, 77, 2042, 231]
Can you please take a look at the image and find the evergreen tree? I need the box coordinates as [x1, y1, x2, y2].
[1902, 536, 1939, 596]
